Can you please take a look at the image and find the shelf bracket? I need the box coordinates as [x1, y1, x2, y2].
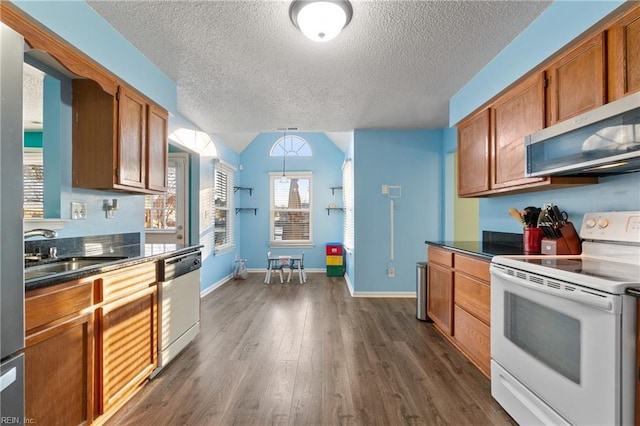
[235, 208, 257, 215]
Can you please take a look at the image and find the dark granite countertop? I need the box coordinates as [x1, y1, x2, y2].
[425, 240, 524, 260]
[425, 231, 524, 260]
[25, 243, 203, 291]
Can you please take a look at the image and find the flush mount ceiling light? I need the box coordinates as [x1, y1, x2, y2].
[289, 0, 353, 42]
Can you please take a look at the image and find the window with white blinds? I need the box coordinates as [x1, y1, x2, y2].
[23, 148, 44, 218]
[214, 161, 235, 253]
[342, 159, 354, 250]
[270, 172, 312, 247]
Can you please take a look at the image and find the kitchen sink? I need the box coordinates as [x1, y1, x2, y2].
[24, 256, 128, 280]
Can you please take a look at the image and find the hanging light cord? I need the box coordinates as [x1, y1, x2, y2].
[282, 132, 287, 178]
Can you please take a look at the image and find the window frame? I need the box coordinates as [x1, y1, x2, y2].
[269, 171, 313, 248]
[342, 159, 354, 251]
[213, 160, 236, 255]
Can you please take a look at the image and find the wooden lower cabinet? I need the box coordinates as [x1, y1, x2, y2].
[98, 285, 158, 416]
[24, 261, 159, 425]
[427, 262, 454, 335]
[427, 246, 492, 377]
[25, 279, 95, 426]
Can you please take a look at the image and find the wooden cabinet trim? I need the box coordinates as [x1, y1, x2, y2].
[0, 2, 116, 95]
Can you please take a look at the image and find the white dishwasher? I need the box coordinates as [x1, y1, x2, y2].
[152, 250, 201, 377]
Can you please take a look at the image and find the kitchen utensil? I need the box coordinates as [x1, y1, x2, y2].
[552, 205, 568, 225]
[509, 207, 525, 226]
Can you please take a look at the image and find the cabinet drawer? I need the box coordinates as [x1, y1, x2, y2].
[455, 254, 490, 282]
[454, 273, 490, 326]
[454, 305, 490, 377]
[428, 246, 453, 268]
[100, 262, 157, 302]
[26, 279, 94, 332]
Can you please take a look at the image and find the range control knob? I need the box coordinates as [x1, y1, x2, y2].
[586, 219, 596, 228]
[598, 219, 609, 229]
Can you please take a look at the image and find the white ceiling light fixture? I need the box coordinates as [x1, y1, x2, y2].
[289, 0, 353, 42]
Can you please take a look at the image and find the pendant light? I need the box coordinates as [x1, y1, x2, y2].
[289, 0, 353, 42]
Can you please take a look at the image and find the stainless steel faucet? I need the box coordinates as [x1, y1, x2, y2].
[23, 229, 57, 239]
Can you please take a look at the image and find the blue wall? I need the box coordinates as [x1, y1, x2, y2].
[238, 133, 344, 270]
[450, 1, 639, 241]
[353, 130, 442, 294]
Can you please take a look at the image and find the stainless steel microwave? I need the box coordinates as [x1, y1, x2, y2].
[525, 91, 640, 177]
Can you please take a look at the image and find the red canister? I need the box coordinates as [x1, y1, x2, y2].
[523, 227, 544, 255]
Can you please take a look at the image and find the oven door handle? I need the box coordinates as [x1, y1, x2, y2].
[491, 268, 613, 311]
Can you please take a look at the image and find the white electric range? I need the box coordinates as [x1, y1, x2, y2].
[490, 211, 640, 425]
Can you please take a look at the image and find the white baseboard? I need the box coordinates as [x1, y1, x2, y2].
[350, 291, 416, 298]
[246, 268, 325, 273]
[200, 273, 233, 298]
[344, 273, 354, 296]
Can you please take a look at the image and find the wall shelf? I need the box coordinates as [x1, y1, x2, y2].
[234, 186, 253, 196]
[330, 186, 343, 195]
[235, 208, 257, 215]
[326, 207, 345, 216]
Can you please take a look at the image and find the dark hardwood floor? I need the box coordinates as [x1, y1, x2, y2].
[106, 273, 515, 425]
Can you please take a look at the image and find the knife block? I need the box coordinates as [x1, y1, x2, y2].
[541, 222, 582, 255]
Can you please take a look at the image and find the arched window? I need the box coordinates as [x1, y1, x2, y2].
[270, 135, 312, 157]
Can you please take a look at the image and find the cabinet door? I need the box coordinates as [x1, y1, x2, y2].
[492, 73, 546, 189]
[453, 305, 490, 377]
[147, 104, 168, 193]
[608, 5, 640, 101]
[457, 109, 490, 196]
[98, 285, 157, 415]
[24, 313, 94, 426]
[117, 86, 147, 189]
[545, 33, 606, 125]
[427, 262, 454, 335]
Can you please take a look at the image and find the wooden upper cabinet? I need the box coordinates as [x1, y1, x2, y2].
[117, 86, 147, 189]
[545, 32, 606, 126]
[491, 73, 546, 189]
[607, 5, 640, 101]
[147, 105, 169, 192]
[73, 80, 167, 194]
[457, 109, 490, 196]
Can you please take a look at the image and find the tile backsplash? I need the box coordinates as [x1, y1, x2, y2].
[24, 232, 141, 261]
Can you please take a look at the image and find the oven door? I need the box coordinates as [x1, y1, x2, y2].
[490, 263, 622, 426]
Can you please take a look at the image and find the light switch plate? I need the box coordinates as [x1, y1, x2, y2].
[71, 201, 87, 220]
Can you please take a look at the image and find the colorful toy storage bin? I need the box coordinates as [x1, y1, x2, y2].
[326, 243, 345, 277]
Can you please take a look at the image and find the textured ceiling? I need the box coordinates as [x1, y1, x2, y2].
[86, 0, 551, 152]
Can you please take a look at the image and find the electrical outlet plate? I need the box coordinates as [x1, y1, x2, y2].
[71, 201, 87, 220]
[388, 267, 395, 278]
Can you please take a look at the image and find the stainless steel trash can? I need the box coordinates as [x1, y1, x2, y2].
[416, 262, 430, 321]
